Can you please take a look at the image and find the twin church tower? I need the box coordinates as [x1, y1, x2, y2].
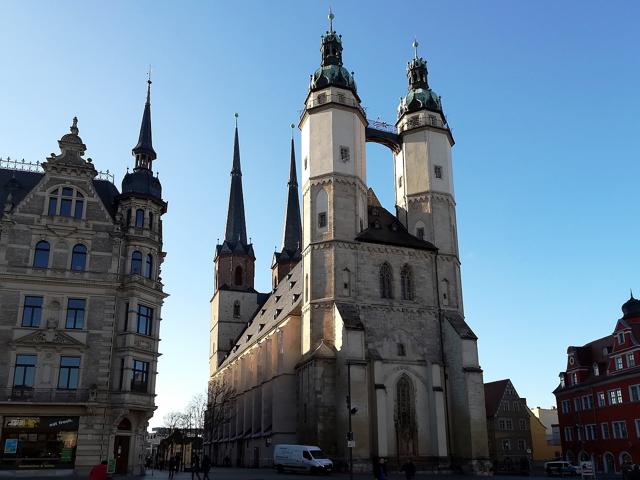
[206, 13, 490, 474]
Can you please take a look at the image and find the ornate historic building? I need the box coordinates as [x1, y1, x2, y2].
[205, 14, 489, 473]
[554, 295, 640, 473]
[0, 81, 167, 474]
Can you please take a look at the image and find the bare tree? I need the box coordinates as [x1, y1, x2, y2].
[205, 378, 235, 444]
[185, 393, 207, 430]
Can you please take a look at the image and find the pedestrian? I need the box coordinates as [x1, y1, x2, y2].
[202, 454, 212, 480]
[192, 453, 202, 480]
[89, 460, 108, 480]
[168, 455, 176, 479]
[401, 460, 416, 480]
[378, 457, 387, 480]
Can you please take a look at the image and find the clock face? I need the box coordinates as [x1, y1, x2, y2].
[569, 356, 575, 365]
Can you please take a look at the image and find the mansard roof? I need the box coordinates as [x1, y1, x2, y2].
[355, 188, 437, 251]
[0, 169, 121, 219]
[220, 262, 303, 368]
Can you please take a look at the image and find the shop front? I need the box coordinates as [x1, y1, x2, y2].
[0, 416, 79, 470]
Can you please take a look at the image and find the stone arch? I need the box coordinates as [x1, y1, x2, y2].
[603, 452, 614, 473]
[315, 188, 328, 233]
[619, 452, 632, 469]
[395, 373, 417, 458]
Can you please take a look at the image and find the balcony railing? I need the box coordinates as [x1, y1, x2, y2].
[1, 387, 92, 403]
[399, 113, 449, 132]
[305, 92, 367, 118]
[0, 156, 115, 183]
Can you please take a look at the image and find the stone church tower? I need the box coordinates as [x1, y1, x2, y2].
[206, 13, 489, 474]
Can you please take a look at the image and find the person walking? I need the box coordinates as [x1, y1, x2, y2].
[202, 454, 212, 480]
[377, 457, 387, 480]
[168, 455, 176, 479]
[191, 453, 202, 480]
[401, 460, 416, 480]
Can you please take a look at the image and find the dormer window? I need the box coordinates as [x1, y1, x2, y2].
[571, 372, 578, 385]
[593, 363, 600, 376]
[559, 374, 565, 388]
[48, 187, 84, 219]
[617, 332, 625, 345]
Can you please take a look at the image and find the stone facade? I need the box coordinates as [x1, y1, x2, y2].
[206, 18, 489, 474]
[0, 86, 167, 475]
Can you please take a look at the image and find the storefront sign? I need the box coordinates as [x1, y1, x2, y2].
[3, 416, 78, 431]
[4, 417, 39, 429]
[3, 439, 17, 454]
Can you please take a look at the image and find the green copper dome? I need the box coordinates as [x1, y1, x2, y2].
[310, 64, 357, 93]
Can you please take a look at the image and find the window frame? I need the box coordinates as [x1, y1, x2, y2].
[65, 298, 86, 330]
[379, 262, 394, 299]
[629, 384, 640, 402]
[14, 354, 37, 388]
[57, 356, 81, 390]
[144, 254, 154, 279]
[434, 165, 443, 179]
[33, 240, 50, 268]
[601, 422, 609, 439]
[47, 186, 85, 219]
[612, 420, 627, 439]
[131, 359, 150, 393]
[21, 296, 43, 328]
[136, 304, 153, 336]
[131, 250, 143, 275]
[608, 388, 623, 405]
[70, 244, 87, 271]
[135, 209, 145, 228]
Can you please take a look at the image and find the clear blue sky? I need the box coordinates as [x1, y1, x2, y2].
[2, 1, 639, 428]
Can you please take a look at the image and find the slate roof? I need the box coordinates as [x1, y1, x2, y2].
[132, 80, 157, 161]
[224, 125, 248, 245]
[220, 261, 303, 368]
[0, 170, 44, 208]
[356, 189, 437, 251]
[484, 379, 510, 417]
[0, 169, 121, 218]
[445, 311, 478, 340]
[280, 137, 302, 255]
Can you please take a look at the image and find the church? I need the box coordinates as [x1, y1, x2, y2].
[205, 13, 490, 474]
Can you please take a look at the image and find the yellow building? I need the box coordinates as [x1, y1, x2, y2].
[528, 410, 557, 462]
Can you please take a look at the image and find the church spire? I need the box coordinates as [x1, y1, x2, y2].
[224, 114, 248, 245]
[281, 125, 302, 253]
[132, 77, 157, 170]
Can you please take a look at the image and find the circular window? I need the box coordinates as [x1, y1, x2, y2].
[569, 356, 575, 365]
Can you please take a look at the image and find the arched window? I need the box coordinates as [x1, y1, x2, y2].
[233, 301, 240, 318]
[316, 189, 328, 232]
[380, 262, 393, 299]
[400, 264, 414, 300]
[48, 186, 84, 219]
[33, 240, 50, 268]
[70, 244, 87, 271]
[415, 220, 426, 241]
[148, 212, 154, 231]
[342, 268, 351, 296]
[135, 209, 145, 228]
[396, 375, 414, 430]
[440, 279, 450, 306]
[131, 251, 143, 274]
[234, 266, 243, 286]
[144, 254, 153, 279]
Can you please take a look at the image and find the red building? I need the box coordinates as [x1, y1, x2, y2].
[554, 295, 640, 473]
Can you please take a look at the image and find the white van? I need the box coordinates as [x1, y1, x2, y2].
[274, 444, 333, 474]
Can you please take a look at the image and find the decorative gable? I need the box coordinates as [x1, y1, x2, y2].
[13, 329, 85, 348]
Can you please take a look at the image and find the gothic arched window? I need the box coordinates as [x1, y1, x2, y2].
[380, 262, 393, 299]
[234, 266, 243, 286]
[342, 268, 351, 296]
[400, 264, 414, 300]
[233, 301, 241, 318]
[144, 254, 153, 279]
[71, 244, 87, 271]
[396, 374, 414, 430]
[131, 251, 143, 274]
[135, 209, 145, 228]
[33, 240, 50, 268]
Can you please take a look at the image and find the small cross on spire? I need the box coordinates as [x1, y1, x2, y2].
[412, 38, 419, 59]
[328, 7, 334, 32]
[234, 112, 239, 127]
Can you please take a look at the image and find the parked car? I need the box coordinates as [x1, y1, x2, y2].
[545, 461, 581, 477]
[274, 444, 333, 474]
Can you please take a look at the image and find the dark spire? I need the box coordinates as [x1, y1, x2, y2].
[281, 125, 302, 253]
[224, 114, 248, 245]
[132, 76, 157, 170]
[321, 8, 343, 67]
